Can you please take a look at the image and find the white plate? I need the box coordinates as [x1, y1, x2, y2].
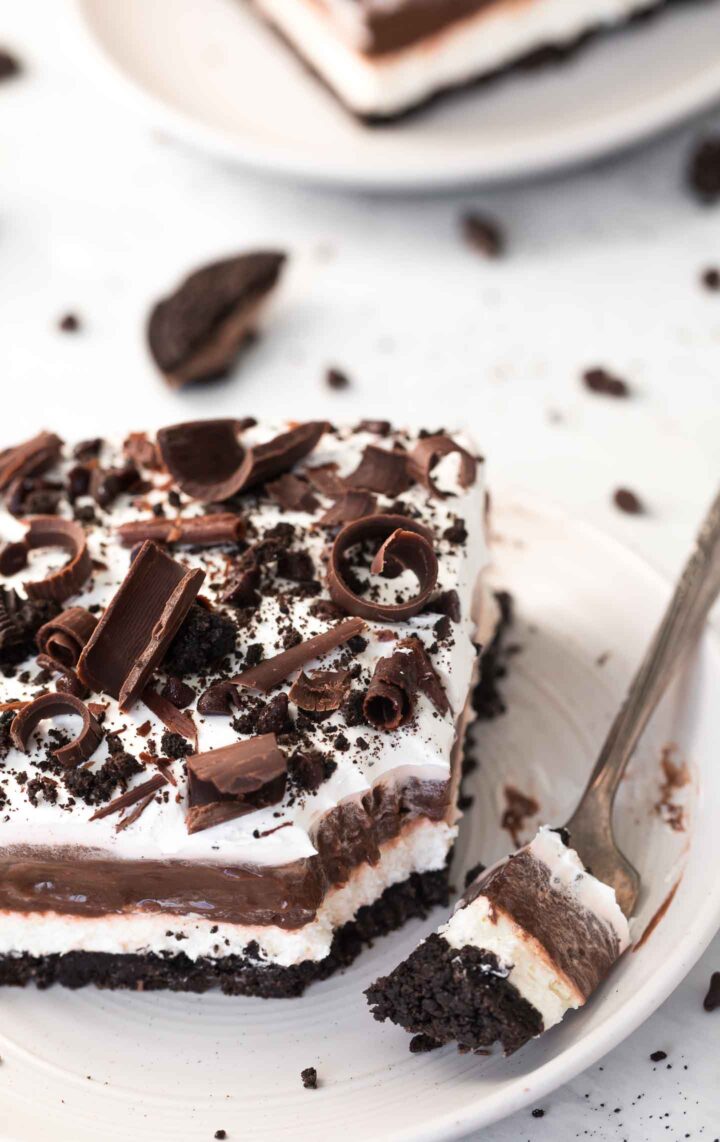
[2, 493, 719, 1142]
[74, 0, 720, 189]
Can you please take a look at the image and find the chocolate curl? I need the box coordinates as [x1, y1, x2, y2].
[318, 491, 377, 528]
[344, 445, 412, 496]
[232, 617, 365, 694]
[0, 431, 63, 492]
[304, 463, 345, 497]
[156, 419, 326, 503]
[288, 669, 350, 713]
[408, 435, 477, 498]
[185, 733, 287, 834]
[327, 514, 438, 623]
[77, 540, 204, 710]
[35, 606, 98, 668]
[116, 513, 245, 548]
[90, 774, 167, 822]
[4, 517, 93, 602]
[363, 639, 448, 731]
[11, 691, 103, 767]
[141, 684, 198, 749]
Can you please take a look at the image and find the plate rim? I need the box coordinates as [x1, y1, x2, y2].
[72, 0, 720, 190]
[1, 490, 718, 1142]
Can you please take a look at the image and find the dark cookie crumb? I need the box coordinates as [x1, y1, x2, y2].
[613, 487, 644, 515]
[703, 971, 720, 1012]
[463, 861, 486, 889]
[531, 1108, 545, 1119]
[300, 1066, 318, 1089]
[58, 313, 81, 333]
[163, 605, 236, 676]
[0, 49, 21, 82]
[701, 267, 720, 291]
[26, 776, 58, 806]
[688, 136, 720, 204]
[461, 213, 504, 259]
[409, 1033, 441, 1054]
[326, 367, 350, 390]
[214, 1131, 227, 1140]
[160, 731, 192, 759]
[582, 367, 629, 397]
[650, 1049, 668, 1062]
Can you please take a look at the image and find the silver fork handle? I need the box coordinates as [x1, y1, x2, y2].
[573, 487, 720, 816]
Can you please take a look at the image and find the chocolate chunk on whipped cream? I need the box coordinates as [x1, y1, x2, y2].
[186, 734, 288, 834]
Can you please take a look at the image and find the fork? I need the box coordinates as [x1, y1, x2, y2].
[563, 487, 720, 917]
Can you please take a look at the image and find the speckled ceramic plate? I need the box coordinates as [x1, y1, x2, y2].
[73, 0, 720, 189]
[2, 492, 719, 1142]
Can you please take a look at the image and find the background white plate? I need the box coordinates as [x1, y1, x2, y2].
[1, 493, 719, 1142]
[75, 0, 720, 189]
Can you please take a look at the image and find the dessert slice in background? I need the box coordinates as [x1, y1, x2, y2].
[249, 0, 685, 122]
[366, 826, 630, 1054]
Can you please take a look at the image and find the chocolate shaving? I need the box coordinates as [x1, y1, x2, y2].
[4, 516, 93, 602]
[408, 435, 477, 498]
[157, 419, 326, 502]
[328, 514, 438, 623]
[363, 639, 448, 731]
[116, 513, 245, 548]
[141, 684, 198, 749]
[318, 491, 376, 527]
[185, 733, 287, 834]
[77, 540, 204, 710]
[36, 653, 89, 699]
[147, 251, 286, 388]
[114, 790, 158, 832]
[344, 445, 412, 496]
[0, 431, 63, 492]
[35, 606, 98, 667]
[123, 432, 162, 470]
[90, 774, 167, 821]
[222, 561, 260, 607]
[304, 463, 345, 497]
[288, 669, 350, 713]
[232, 617, 364, 694]
[11, 691, 103, 767]
[266, 473, 319, 513]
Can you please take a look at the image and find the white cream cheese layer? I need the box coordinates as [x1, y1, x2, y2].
[252, 0, 663, 116]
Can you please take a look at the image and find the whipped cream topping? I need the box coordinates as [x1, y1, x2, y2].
[252, 0, 662, 115]
[0, 423, 488, 873]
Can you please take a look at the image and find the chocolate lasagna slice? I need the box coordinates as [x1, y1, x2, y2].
[0, 420, 496, 996]
[366, 827, 630, 1052]
[249, 0, 692, 121]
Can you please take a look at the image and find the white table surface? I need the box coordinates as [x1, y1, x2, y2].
[2, 3, 720, 1139]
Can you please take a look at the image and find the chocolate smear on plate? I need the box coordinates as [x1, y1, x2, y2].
[157, 419, 326, 502]
[90, 773, 167, 822]
[408, 435, 477, 499]
[363, 638, 448, 731]
[289, 668, 350, 713]
[318, 490, 376, 527]
[116, 513, 245, 547]
[0, 431, 62, 493]
[344, 445, 412, 497]
[502, 784, 539, 847]
[11, 692, 103, 767]
[35, 606, 98, 668]
[1, 516, 93, 602]
[232, 617, 364, 694]
[77, 540, 204, 710]
[328, 514, 438, 623]
[147, 251, 286, 388]
[185, 733, 287, 834]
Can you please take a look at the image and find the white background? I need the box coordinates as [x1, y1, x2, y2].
[1, 3, 720, 1139]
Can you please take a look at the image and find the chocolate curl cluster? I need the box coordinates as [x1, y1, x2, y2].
[408, 434, 477, 498]
[156, 419, 326, 502]
[363, 638, 449, 732]
[11, 691, 103, 767]
[0, 516, 92, 602]
[327, 514, 438, 623]
[0, 431, 63, 493]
